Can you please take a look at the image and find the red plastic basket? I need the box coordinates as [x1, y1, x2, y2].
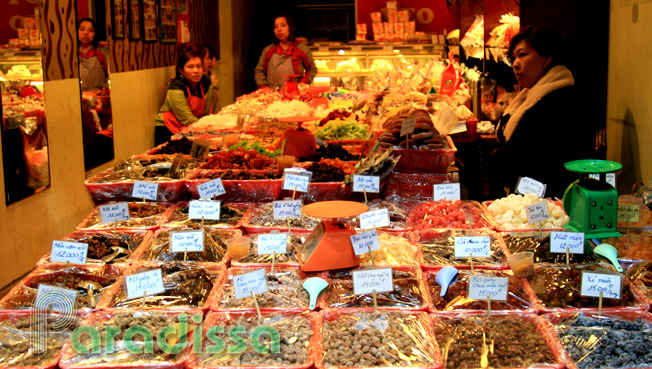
[185, 169, 282, 202]
[384, 171, 453, 200]
[390, 135, 457, 174]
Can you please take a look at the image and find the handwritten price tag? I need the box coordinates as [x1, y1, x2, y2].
[350, 229, 381, 256]
[433, 183, 461, 201]
[618, 205, 640, 222]
[454, 236, 491, 258]
[282, 170, 312, 192]
[188, 200, 221, 220]
[257, 233, 288, 255]
[360, 209, 390, 229]
[99, 202, 130, 224]
[126, 269, 165, 300]
[581, 272, 622, 299]
[36, 285, 78, 312]
[132, 181, 158, 201]
[589, 173, 616, 188]
[468, 276, 509, 301]
[51, 241, 88, 264]
[550, 231, 585, 254]
[353, 268, 393, 295]
[273, 200, 303, 220]
[197, 178, 226, 199]
[516, 177, 546, 198]
[170, 231, 204, 252]
[353, 175, 380, 193]
[526, 201, 550, 224]
[400, 117, 417, 137]
[234, 269, 268, 299]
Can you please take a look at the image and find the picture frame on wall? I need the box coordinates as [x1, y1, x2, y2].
[128, 0, 142, 41]
[160, 0, 177, 43]
[143, 0, 158, 42]
[177, 0, 188, 15]
[111, 0, 126, 39]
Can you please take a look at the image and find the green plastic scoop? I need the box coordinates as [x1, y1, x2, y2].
[302, 277, 328, 310]
[593, 243, 623, 272]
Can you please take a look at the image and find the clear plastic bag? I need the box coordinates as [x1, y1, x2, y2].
[162, 202, 250, 229]
[232, 233, 308, 267]
[503, 231, 601, 265]
[359, 231, 422, 266]
[625, 260, 652, 300]
[408, 200, 495, 231]
[243, 202, 319, 232]
[40, 230, 149, 264]
[416, 229, 507, 268]
[135, 226, 239, 263]
[77, 202, 169, 231]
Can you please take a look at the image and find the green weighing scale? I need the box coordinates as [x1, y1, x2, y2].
[562, 159, 622, 239]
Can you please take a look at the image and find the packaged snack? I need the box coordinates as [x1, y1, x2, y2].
[372, 22, 384, 34]
[383, 22, 393, 34]
[398, 10, 410, 22]
[356, 23, 367, 34]
[370, 11, 382, 23]
[387, 9, 398, 23]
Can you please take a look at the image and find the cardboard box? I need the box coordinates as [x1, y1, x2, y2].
[383, 22, 393, 33]
[387, 0, 398, 10]
[356, 23, 367, 34]
[405, 21, 416, 33]
[17, 29, 29, 40]
[372, 22, 384, 34]
[394, 22, 405, 33]
[398, 10, 410, 22]
[387, 9, 398, 23]
[370, 11, 382, 23]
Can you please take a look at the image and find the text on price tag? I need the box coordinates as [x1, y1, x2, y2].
[51, 241, 88, 264]
[350, 229, 380, 256]
[99, 202, 130, 224]
[273, 200, 303, 220]
[257, 233, 288, 255]
[36, 285, 78, 312]
[353, 268, 393, 295]
[454, 236, 491, 258]
[282, 170, 312, 192]
[189, 200, 221, 220]
[234, 269, 268, 299]
[132, 181, 158, 200]
[126, 269, 165, 300]
[353, 175, 380, 193]
[468, 275, 509, 301]
[618, 205, 640, 222]
[170, 231, 204, 252]
[526, 201, 550, 224]
[197, 178, 226, 199]
[400, 117, 417, 137]
[550, 231, 585, 254]
[434, 183, 461, 201]
[581, 272, 622, 299]
[360, 208, 390, 229]
[589, 173, 616, 188]
[516, 177, 546, 198]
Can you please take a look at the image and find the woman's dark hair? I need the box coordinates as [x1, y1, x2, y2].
[176, 43, 207, 78]
[508, 26, 568, 67]
[78, 18, 100, 49]
[203, 43, 216, 59]
[272, 14, 296, 44]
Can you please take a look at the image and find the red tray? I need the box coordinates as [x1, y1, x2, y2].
[383, 171, 453, 200]
[84, 178, 187, 205]
[280, 182, 353, 204]
[390, 135, 457, 174]
[185, 169, 283, 202]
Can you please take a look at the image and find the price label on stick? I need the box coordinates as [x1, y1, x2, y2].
[468, 276, 509, 301]
[126, 269, 165, 300]
[515, 177, 546, 198]
[170, 231, 204, 252]
[36, 285, 78, 312]
[234, 269, 268, 299]
[132, 181, 158, 201]
[589, 173, 616, 188]
[353, 268, 393, 295]
[526, 201, 550, 224]
[433, 183, 461, 201]
[99, 202, 130, 224]
[360, 209, 390, 229]
[197, 178, 226, 199]
[189, 200, 221, 220]
[282, 170, 312, 192]
[550, 231, 585, 254]
[350, 229, 381, 256]
[400, 117, 417, 137]
[618, 205, 640, 223]
[257, 233, 288, 255]
[51, 241, 89, 264]
[273, 200, 303, 220]
[454, 236, 491, 258]
[581, 272, 622, 299]
[353, 175, 380, 193]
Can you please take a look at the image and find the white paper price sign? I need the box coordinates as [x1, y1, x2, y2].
[189, 200, 221, 220]
[36, 285, 78, 312]
[51, 241, 88, 264]
[400, 117, 417, 137]
[234, 269, 268, 299]
[468, 276, 509, 301]
[526, 201, 550, 224]
[170, 231, 204, 252]
[618, 205, 640, 222]
[433, 183, 461, 201]
[353, 268, 393, 295]
[360, 209, 390, 229]
[581, 272, 622, 299]
[589, 173, 616, 188]
[197, 178, 226, 199]
[99, 202, 130, 224]
[350, 229, 381, 256]
[132, 181, 159, 200]
[516, 177, 546, 198]
[550, 231, 585, 254]
[273, 200, 303, 220]
[454, 236, 491, 258]
[353, 175, 380, 193]
[282, 170, 312, 192]
[257, 233, 288, 255]
[126, 269, 165, 300]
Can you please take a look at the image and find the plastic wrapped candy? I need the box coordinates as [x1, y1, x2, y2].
[416, 229, 507, 269]
[232, 233, 308, 267]
[601, 227, 652, 261]
[359, 232, 422, 266]
[408, 200, 494, 231]
[503, 231, 601, 265]
[77, 202, 169, 231]
[162, 202, 250, 229]
[626, 260, 652, 300]
[39, 230, 149, 265]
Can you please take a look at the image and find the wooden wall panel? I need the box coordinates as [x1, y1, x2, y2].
[189, 0, 219, 58]
[40, 0, 78, 81]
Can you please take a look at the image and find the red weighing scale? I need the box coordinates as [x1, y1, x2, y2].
[298, 201, 368, 272]
[276, 116, 320, 158]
